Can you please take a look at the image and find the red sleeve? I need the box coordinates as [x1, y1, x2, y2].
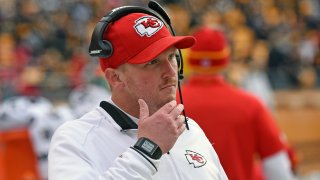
[254, 102, 284, 159]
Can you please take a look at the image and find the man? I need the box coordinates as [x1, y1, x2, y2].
[48, 5, 227, 180]
[181, 26, 295, 180]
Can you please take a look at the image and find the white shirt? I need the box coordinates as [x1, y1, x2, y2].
[48, 99, 228, 180]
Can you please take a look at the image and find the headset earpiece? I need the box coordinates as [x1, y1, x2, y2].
[100, 40, 113, 57]
[176, 54, 181, 67]
[175, 54, 184, 80]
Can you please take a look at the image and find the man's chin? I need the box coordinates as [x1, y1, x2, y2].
[163, 95, 176, 105]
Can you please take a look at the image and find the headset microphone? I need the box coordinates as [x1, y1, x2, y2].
[148, 1, 185, 80]
[148, 0, 189, 130]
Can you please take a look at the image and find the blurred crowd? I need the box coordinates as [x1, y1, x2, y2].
[0, 0, 320, 103]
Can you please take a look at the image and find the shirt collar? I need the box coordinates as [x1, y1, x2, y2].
[98, 97, 138, 131]
[187, 74, 226, 86]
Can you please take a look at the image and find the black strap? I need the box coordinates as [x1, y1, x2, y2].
[100, 101, 138, 130]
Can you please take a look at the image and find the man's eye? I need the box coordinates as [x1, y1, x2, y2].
[169, 54, 176, 61]
[146, 59, 159, 65]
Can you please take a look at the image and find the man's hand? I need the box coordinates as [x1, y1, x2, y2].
[138, 99, 186, 154]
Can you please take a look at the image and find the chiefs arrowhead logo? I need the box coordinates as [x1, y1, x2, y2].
[185, 150, 207, 168]
[134, 16, 163, 37]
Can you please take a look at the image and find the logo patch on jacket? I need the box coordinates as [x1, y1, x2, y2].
[185, 150, 207, 168]
[134, 16, 163, 37]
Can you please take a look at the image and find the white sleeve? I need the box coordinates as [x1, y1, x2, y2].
[102, 148, 160, 180]
[48, 131, 160, 180]
[262, 150, 296, 180]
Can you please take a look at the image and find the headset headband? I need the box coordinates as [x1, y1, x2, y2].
[89, 6, 168, 58]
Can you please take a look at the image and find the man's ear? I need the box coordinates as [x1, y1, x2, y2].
[105, 68, 125, 89]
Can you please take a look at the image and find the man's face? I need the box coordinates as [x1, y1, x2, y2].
[120, 46, 179, 114]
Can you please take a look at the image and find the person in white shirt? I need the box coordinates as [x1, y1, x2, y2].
[48, 2, 227, 180]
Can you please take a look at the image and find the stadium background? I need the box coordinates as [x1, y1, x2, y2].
[0, 0, 319, 179]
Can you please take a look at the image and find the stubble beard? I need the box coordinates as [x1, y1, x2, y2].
[139, 78, 178, 115]
[145, 89, 176, 115]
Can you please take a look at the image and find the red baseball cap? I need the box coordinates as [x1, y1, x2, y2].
[187, 26, 230, 74]
[99, 13, 196, 71]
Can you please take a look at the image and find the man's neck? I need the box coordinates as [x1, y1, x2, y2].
[111, 95, 140, 118]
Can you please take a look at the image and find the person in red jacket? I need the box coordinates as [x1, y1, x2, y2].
[180, 26, 296, 180]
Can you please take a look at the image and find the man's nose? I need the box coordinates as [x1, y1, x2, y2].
[162, 59, 177, 78]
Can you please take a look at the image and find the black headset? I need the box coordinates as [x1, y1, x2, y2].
[89, 0, 189, 130]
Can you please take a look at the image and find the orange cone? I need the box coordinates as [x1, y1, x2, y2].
[0, 128, 41, 180]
